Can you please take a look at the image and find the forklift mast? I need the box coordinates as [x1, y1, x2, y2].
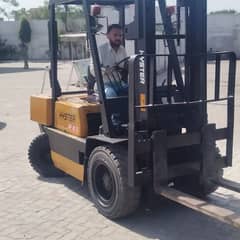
[126, 0, 207, 124]
[126, 0, 236, 187]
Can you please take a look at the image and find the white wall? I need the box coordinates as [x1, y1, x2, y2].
[29, 20, 49, 60]
[208, 13, 240, 57]
[0, 20, 49, 60]
[1, 13, 240, 60]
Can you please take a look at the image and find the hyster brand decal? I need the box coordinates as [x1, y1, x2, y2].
[139, 50, 145, 85]
[59, 112, 76, 122]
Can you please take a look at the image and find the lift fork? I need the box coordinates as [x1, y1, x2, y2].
[158, 184, 240, 229]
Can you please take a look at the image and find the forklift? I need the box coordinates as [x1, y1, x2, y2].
[29, 0, 240, 227]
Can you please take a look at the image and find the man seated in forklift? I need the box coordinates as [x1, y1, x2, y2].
[91, 24, 129, 98]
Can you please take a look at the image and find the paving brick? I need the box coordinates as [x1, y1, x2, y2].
[1, 61, 240, 240]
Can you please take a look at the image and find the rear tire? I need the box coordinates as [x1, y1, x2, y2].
[87, 146, 141, 219]
[28, 134, 65, 177]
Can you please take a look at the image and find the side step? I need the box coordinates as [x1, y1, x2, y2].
[158, 187, 240, 229]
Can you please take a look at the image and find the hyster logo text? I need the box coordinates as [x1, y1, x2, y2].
[59, 112, 76, 122]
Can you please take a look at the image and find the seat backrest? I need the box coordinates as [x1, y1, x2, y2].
[86, 66, 96, 95]
[72, 58, 91, 88]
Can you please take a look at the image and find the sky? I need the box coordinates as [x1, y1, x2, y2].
[15, 0, 240, 12]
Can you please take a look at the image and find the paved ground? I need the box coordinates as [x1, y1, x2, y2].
[0, 61, 240, 240]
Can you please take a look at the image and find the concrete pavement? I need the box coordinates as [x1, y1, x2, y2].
[0, 61, 240, 240]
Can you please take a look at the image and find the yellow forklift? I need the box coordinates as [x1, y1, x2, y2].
[29, 0, 240, 227]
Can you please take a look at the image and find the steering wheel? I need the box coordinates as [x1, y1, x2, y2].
[103, 57, 130, 94]
[115, 57, 130, 68]
[109, 57, 130, 81]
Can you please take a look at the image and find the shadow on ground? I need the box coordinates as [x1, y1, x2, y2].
[0, 67, 44, 74]
[0, 122, 7, 130]
[116, 193, 240, 240]
[38, 175, 91, 201]
[39, 175, 240, 240]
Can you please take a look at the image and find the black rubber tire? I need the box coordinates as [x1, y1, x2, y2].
[87, 146, 141, 219]
[174, 173, 222, 198]
[174, 147, 223, 197]
[28, 134, 65, 177]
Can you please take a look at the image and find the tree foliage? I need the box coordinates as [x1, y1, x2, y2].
[19, 17, 31, 44]
[0, 36, 17, 60]
[12, 1, 84, 21]
[12, 2, 85, 32]
[12, 4, 48, 20]
[0, 0, 19, 18]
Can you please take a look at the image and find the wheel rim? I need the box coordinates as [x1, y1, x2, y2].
[92, 161, 116, 208]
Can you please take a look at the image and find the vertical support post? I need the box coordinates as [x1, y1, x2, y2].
[149, 55, 156, 104]
[135, 0, 156, 120]
[119, 4, 125, 47]
[215, 55, 221, 100]
[187, 0, 207, 101]
[49, 3, 61, 100]
[167, 57, 173, 103]
[82, 0, 111, 136]
[128, 56, 137, 187]
[184, 56, 190, 102]
[176, 0, 181, 46]
[185, 0, 207, 128]
[226, 53, 236, 166]
[184, 6, 190, 103]
[158, 0, 184, 92]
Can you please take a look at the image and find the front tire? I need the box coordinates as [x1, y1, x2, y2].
[174, 147, 223, 197]
[28, 134, 64, 177]
[87, 146, 141, 219]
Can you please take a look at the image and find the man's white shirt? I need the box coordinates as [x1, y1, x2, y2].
[98, 42, 127, 68]
[90, 42, 127, 86]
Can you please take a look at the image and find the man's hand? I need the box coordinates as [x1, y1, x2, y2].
[101, 66, 112, 76]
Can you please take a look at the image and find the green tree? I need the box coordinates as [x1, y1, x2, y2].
[0, 0, 19, 18]
[12, 4, 49, 21]
[19, 17, 31, 69]
[12, 2, 85, 32]
[28, 6, 48, 20]
[12, 8, 29, 20]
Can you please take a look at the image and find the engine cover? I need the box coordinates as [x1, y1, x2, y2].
[55, 95, 100, 138]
